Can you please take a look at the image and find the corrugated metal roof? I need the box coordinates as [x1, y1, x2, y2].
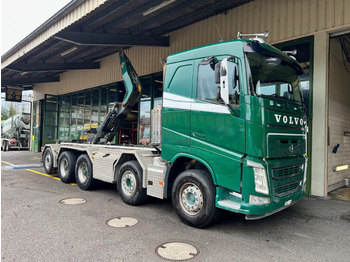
[1, 0, 253, 90]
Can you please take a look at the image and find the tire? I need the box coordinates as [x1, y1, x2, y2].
[2, 141, 8, 151]
[117, 160, 147, 206]
[75, 154, 97, 190]
[58, 151, 77, 183]
[172, 169, 222, 228]
[43, 147, 54, 174]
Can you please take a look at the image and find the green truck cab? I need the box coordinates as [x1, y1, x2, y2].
[161, 39, 307, 224]
[42, 37, 307, 228]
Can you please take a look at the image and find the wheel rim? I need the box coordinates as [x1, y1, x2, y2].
[77, 162, 88, 183]
[45, 153, 52, 170]
[60, 158, 68, 178]
[121, 170, 136, 196]
[179, 182, 203, 216]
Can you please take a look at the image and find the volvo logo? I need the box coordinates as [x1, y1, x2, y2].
[289, 145, 294, 153]
[274, 114, 305, 126]
[288, 144, 300, 153]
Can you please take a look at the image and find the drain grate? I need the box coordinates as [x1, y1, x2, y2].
[59, 198, 87, 205]
[156, 242, 199, 261]
[107, 217, 139, 228]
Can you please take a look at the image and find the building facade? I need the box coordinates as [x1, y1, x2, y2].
[2, 0, 350, 197]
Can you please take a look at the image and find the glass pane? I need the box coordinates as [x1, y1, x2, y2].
[141, 77, 152, 100]
[70, 126, 76, 141]
[46, 96, 58, 111]
[60, 112, 66, 126]
[77, 125, 83, 140]
[45, 126, 57, 141]
[109, 85, 118, 108]
[92, 89, 99, 107]
[117, 82, 126, 102]
[71, 94, 77, 125]
[100, 105, 107, 124]
[101, 87, 108, 106]
[154, 74, 163, 98]
[77, 108, 83, 125]
[139, 101, 151, 145]
[46, 111, 57, 126]
[91, 107, 99, 124]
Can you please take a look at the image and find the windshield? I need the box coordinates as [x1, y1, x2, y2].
[246, 52, 303, 105]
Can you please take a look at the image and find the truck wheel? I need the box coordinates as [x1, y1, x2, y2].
[58, 151, 77, 183]
[43, 147, 54, 174]
[117, 160, 147, 206]
[2, 141, 8, 151]
[75, 154, 97, 190]
[172, 169, 221, 228]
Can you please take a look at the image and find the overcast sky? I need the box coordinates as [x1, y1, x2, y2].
[1, 0, 71, 55]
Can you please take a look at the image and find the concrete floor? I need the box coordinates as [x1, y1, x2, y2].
[328, 186, 350, 202]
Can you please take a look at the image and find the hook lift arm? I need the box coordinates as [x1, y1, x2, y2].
[91, 51, 142, 144]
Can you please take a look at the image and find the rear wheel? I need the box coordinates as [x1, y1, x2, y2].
[75, 154, 97, 190]
[117, 160, 147, 205]
[172, 169, 221, 228]
[43, 147, 54, 174]
[58, 151, 77, 183]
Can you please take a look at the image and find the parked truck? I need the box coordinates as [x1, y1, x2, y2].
[42, 33, 307, 228]
[1, 113, 30, 151]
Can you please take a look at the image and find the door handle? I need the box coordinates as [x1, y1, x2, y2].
[103, 153, 110, 157]
[192, 132, 206, 139]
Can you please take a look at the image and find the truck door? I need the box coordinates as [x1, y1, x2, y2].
[191, 57, 245, 192]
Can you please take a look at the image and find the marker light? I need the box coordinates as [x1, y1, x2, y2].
[333, 165, 349, 172]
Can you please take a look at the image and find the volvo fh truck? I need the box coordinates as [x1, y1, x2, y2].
[42, 33, 307, 228]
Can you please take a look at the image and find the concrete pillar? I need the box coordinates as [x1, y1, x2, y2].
[311, 32, 329, 196]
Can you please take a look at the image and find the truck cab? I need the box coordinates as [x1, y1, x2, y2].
[161, 39, 307, 220]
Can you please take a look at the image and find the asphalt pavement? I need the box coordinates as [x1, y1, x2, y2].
[1, 150, 350, 262]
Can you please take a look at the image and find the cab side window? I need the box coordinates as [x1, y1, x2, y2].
[197, 58, 240, 105]
[197, 61, 222, 104]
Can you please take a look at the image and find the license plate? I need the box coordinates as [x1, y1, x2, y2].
[284, 199, 292, 206]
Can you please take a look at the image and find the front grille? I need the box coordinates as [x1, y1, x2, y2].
[270, 162, 304, 198]
[274, 181, 300, 197]
[272, 164, 303, 180]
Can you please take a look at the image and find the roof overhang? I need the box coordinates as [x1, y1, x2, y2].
[1, 0, 253, 92]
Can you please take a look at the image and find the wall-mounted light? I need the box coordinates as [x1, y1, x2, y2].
[142, 0, 176, 16]
[333, 165, 349, 172]
[60, 46, 77, 56]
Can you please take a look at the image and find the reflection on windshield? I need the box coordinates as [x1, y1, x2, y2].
[246, 52, 303, 105]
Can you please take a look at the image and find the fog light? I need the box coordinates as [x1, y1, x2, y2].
[249, 195, 270, 205]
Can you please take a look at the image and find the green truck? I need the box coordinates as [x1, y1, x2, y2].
[42, 34, 307, 228]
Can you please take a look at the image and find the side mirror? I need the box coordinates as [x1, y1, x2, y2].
[220, 58, 237, 105]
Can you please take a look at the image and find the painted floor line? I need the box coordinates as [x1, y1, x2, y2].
[2, 160, 76, 186]
[1, 161, 15, 166]
[33, 157, 41, 160]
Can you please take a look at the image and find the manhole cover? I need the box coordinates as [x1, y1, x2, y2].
[59, 198, 87, 205]
[156, 242, 199, 261]
[107, 217, 139, 228]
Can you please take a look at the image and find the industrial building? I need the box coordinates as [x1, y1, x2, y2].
[2, 0, 350, 197]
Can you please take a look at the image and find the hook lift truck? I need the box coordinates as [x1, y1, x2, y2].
[42, 32, 308, 228]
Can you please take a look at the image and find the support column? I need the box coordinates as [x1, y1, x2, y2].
[311, 32, 329, 196]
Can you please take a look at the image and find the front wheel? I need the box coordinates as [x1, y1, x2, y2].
[117, 160, 147, 206]
[75, 154, 97, 190]
[172, 169, 221, 228]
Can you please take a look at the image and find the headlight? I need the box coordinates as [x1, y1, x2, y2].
[247, 160, 269, 195]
